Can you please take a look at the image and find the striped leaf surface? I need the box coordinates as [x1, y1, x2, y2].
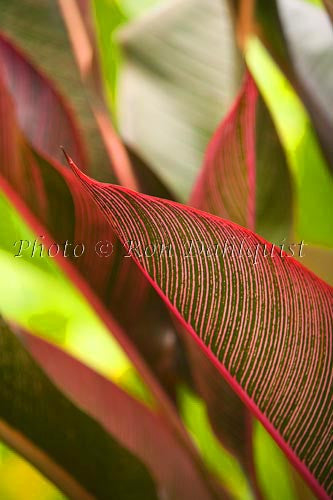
[67, 155, 333, 499]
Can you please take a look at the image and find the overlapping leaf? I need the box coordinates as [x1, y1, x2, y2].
[67, 155, 333, 499]
[190, 70, 292, 242]
[0, 38, 184, 402]
[0, 33, 87, 169]
[188, 68, 293, 489]
[246, 37, 333, 250]
[23, 331, 215, 500]
[118, 0, 243, 200]
[1, 5, 331, 499]
[0, 318, 157, 500]
[0, 40, 223, 498]
[253, 0, 333, 170]
[0, 0, 112, 179]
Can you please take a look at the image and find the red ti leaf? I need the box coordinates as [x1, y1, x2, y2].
[0, 33, 87, 169]
[191, 71, 256, 230]
[190, 70, 292, 243]
[67, 155, 333, 499]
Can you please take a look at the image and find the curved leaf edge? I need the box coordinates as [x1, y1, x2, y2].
[65, 152, 332, 500]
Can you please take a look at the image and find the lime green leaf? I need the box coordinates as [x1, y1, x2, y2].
[247, 38, 333, 248]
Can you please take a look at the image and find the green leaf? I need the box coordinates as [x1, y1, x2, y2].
[179, 386, 253, 500]
[93, 0, 127, 114]
[0, 441, 65, 500]
[247, 38, 333, 248]
[253, 421, 315, 500]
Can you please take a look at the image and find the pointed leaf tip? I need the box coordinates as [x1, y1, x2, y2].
[60, 146, 74, 167]
[60, 147, 91, 185]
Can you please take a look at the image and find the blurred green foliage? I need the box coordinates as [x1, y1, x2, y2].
[0, 442, 65, 500]
[247, 38, 333, 248]
[179, 386, 253, 500]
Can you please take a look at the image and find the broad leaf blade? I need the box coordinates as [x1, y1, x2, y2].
[68, 157, 333, 499]
[0, 318, 158, 499]
[118, 0, 243, 200]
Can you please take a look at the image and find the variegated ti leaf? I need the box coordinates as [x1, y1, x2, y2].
[67, 154, 333, 500]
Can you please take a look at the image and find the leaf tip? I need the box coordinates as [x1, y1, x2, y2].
[60, 145, 72, 165]
[60, 146, 94, 189]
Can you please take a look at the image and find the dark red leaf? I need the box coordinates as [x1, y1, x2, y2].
[0, 33, 87, 169]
